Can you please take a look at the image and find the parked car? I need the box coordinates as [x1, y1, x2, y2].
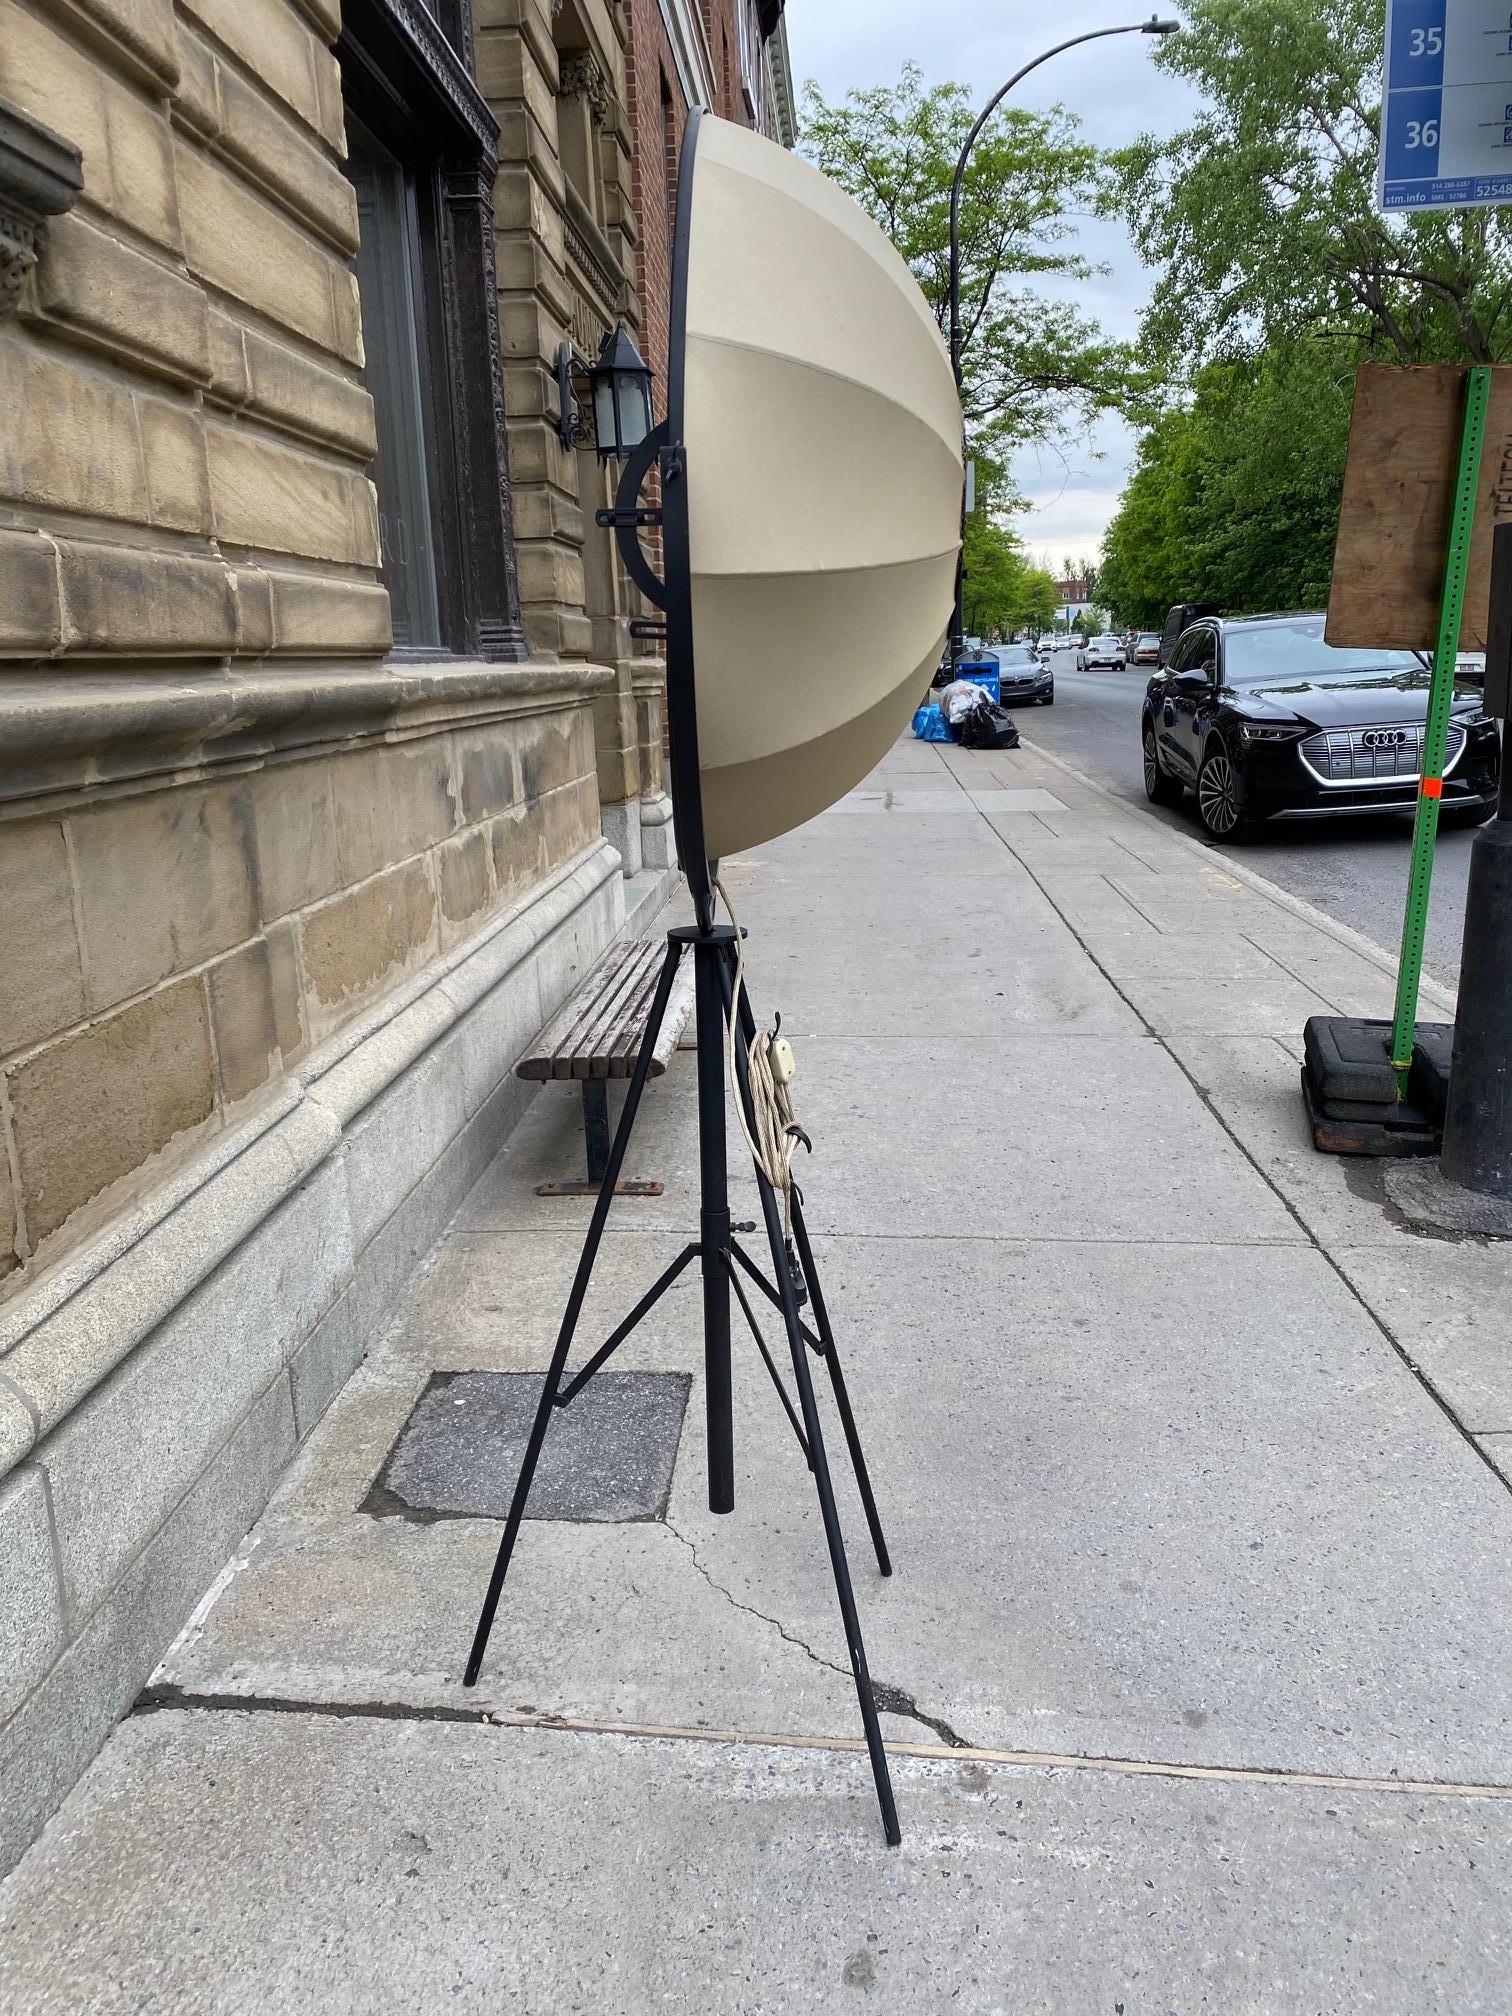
[1083, 633, 1127, 670]
[1141, 612, 1499, 839]
[1157, 601, 1219, 666]
[994, 642, 1054, 707]
[1131, 632, 1162, 666]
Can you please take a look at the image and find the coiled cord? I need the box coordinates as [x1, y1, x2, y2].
[715, 876, 806, 1235]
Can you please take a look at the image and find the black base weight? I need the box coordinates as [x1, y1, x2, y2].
[463, 923, 902, 1846]
[1300, 1015, 1453, 1156]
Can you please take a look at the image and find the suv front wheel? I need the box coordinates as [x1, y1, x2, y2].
[1196, 739, 1250, 838]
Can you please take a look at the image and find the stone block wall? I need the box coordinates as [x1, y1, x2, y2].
[0, 0, 382, 660]
[0, 702, 600, 1287]
[0, 0, 674, 1871]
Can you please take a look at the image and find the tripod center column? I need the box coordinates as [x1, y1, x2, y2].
[692, 931, 736, 1514]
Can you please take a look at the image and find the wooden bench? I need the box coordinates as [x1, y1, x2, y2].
[517, 937, 695, 1196]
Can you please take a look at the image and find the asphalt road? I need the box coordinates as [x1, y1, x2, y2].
[1021, 655, 1475, 988]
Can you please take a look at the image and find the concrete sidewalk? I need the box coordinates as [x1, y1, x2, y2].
[4, 734, 1512, 2013]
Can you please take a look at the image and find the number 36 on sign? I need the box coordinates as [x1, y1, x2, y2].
[1380, 0, 1512, 211]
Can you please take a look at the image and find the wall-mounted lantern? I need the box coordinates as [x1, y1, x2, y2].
[556, 324, 655, 463]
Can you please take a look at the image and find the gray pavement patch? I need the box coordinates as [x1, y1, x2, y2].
[365, 1371, 691, 1523]
[4, 1709, 1510, 2015]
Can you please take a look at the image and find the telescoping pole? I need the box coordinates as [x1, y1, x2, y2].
[1388, 365, 1492, 1095]
[1440, 520, 1512, 1194]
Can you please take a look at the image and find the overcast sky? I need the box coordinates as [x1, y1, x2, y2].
[786, 2, 1204, 571]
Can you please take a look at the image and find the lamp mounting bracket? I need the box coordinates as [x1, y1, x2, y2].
[604, 421, 673, 612]
[555, 341, 594, 451]
[594, 505, 663, 531]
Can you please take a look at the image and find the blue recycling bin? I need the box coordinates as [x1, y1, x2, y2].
[953, 658, 1001, 704]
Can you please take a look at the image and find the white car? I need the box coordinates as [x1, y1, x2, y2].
[1083, 633, 1127, 670]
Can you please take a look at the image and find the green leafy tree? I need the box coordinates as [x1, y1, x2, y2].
[802, 65, 1154, 476]
[1098, 342, 1354, 624]
[1017, 566, 1060, 635]
[1114, 0, 1512, 368]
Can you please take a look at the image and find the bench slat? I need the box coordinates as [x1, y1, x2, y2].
[575, 940, 661, 1080]
[532, 940, 635, 1079]
[516, 937, 694, 1084]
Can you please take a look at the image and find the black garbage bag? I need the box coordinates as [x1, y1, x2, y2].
[956, 699, 1019, 750]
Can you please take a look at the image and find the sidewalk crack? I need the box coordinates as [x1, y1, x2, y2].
[869, 1682, 970, 1749]
[662, 1521, 973, 1748]
[662, 1518, 849, 1681]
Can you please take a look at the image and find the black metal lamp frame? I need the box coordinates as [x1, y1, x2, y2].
[467, 109, 902, 1845]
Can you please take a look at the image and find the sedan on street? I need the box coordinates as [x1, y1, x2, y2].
[1083, 633, 1127, 670]
[995, 642, 1054, 707]
[1131, 632, 1162, 666]
[1141, 612, 1500, 839]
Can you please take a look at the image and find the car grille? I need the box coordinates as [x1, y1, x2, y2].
[1298, 721, 1466, 787]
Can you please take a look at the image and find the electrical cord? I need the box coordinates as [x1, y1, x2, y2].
[715, 876, 809, 1237]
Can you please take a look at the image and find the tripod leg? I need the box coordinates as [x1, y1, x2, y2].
[789, 1198, 892, 1577]
[554, 1242, 699, 1406]
[694, 937, 735, 1515]
[720, 947, 901, 1847]
[465, 938, 686, 1686]
[728, 973, 892, 1577]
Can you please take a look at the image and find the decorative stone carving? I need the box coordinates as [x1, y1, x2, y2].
[0, 99, 82, 318]
[559, 51, 610, 127]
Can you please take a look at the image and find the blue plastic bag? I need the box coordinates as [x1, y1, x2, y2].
[911, 703, 952, 743]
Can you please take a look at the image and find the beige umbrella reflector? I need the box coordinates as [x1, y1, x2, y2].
[672, 115, 964, 861]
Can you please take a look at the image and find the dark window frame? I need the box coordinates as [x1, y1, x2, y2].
[339, 0, 525, 663]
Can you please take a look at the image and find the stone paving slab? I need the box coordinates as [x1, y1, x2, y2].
[157, 1222, 1512, 1784]
[3, 1710, 1509, 2016]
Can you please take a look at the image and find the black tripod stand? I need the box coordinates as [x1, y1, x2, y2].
[464, 921, 901, 1844]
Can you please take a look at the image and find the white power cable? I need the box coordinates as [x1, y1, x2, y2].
[715, 876, 805, 1235]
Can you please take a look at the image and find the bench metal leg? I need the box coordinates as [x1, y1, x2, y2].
[534, 1078, 665, 1199]
[583, 1080, 610, 1183]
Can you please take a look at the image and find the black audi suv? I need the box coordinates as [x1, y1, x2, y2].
[1141, 613, 1500, 839]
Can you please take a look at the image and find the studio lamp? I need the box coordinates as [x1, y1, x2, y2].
[469, 112, 964, 1851]
[555, 323, 654, 462]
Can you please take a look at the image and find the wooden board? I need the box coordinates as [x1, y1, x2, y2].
[516, 940, 695, 1083]
[1326, 363, 1512, 653]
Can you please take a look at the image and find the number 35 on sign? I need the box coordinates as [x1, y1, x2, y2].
[1380, 0, 1512, 212]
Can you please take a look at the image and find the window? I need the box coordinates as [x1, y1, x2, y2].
[339, 0, 525, 661]
[1174, 628, 1217, 678]
[348, 118, 441, 648]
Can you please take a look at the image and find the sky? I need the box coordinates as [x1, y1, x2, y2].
[785, 1, 1205, 572]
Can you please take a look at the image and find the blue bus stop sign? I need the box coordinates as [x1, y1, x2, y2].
[1380, 0, 1512, 210]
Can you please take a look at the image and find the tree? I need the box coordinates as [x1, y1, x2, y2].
[1114, 0, 1512, 370]
[801, 65, 1154, 478]
[1097, 341, 1354, 625]
[961, 508, 1060, 638]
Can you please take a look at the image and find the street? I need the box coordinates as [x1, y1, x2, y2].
[1027, 655, 1476, 988]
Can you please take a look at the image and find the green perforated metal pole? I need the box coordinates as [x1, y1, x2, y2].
[1389, 366, 1492, 1094]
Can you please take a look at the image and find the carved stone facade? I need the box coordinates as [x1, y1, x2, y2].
[476, 0, 674, 879]
[0, 101, 82, 317]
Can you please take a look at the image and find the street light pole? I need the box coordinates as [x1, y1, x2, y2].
[947, 15, 1179, 662]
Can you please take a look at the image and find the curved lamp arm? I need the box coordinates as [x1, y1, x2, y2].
[947, 17, 1178, 392]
